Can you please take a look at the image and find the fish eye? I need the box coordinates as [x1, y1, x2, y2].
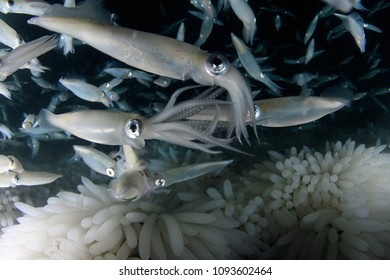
[106, 167, 115, 177]
[205, 54, 228, 76]
[125, 119, 142, 138]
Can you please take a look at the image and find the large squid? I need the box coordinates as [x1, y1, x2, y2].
[27, 0, 254, 143]
[36, 86, 245, 154]
[36, 86, 352, 154]
[188, 88, 353, 127]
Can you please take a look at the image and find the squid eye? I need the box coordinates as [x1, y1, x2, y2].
[12, 174, 20, 185]
[205, 54, 228, 76]
[8, 0, 14, 7]
[254, 105, 261, 119]
[125, 119, 142, 139]
[106, 167, 115, 177]
[155, 178, 166, 187]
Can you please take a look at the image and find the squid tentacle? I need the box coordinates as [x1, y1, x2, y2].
[147, 122, 249, 155]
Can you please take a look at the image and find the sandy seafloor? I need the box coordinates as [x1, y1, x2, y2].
[0, 0, 389, 259]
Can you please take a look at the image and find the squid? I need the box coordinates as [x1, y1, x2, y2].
[0, 171, 61, 188]
[228, 0, 257, 45]
[231, 33, 282, 94]
[109, 144, 233, 201]
[27, 0, 254, 143]
[58, 0, 76, 56]
[334, 13, 366, 53]
[0, 155, 23, 173]
[189, 0, 217, 46]
[110, 159, 233, 201]
[0, 18, 24, 49]
[0, 35, 57, 81]
[58, 34, 74, 56]
[0, 153, 61, 187]
[0, 0, 50, 16]
[59, 77, 111, 107]
[73, 145, 116, 178]
[36, 100, 244, 154]
[31, 76, 58, 92]
[186, 87, 353, 127]
[190, 0, 217, 19]
[36, 85, 352, 155]
[321, 0, 367, 13]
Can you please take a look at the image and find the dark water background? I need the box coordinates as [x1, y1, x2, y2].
[0, 0, 388, 205]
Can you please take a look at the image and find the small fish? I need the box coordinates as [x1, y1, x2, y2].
[228, 0, 257, 45]
[274, 15, 282, 31]
[189, 10, 215, 47]
[98, 77, 123, 93]
[321, 0, 354, 13]
[0, 123, 13, 139]
[303, 14, 318, 45]
[305, 39, 315, 64]
[59, 77, 111, 107]
[58, 0, 76, 56]
[334, 13, 366, 53]
[231, 33, 282, 94]
[73, 145, 117, 177]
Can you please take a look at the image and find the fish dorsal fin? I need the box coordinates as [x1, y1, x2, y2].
[42, 0, 111, 24]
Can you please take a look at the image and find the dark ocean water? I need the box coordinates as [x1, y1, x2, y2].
[0, 0, 388, 204]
